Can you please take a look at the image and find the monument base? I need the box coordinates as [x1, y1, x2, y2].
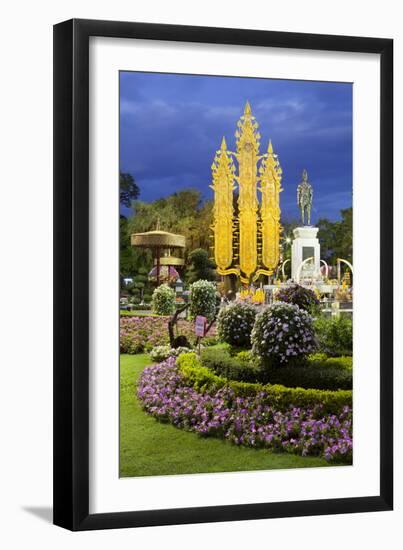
[291, 226, 321, 283]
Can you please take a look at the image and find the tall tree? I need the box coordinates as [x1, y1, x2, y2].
[128, 189, 213, 261]
[120, 215, 152, 280]
[335, 207, 353, 262]
[120, 172, 140, 208]
[186, 248, 216, 284]
[317, 207, 352, 266]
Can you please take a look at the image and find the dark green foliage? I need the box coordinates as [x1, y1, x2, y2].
[261, 360, 352, 390]
[200, 347, 261, 383]
[186, 248, 216, 283]
[315, 316, 353, 356]
[127, 190, 214, 256]
[120, 172, 140, 208]
[172, 335, 192, 349]
[200, 347, 352, 391]
[317, 207, 352, 266]
[177, 353, 352, 415]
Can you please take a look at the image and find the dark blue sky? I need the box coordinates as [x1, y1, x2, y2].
[120, 71, 352, 222]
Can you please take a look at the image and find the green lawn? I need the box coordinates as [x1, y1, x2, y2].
[120, 353, 330, 477]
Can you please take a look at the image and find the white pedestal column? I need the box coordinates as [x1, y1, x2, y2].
[291, 226, 321, 282]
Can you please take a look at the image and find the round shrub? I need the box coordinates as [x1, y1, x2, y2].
[276, 284, 320, 314]
[151, 284, 176, 316]
[189, 279, 217, 322]
[217, 301, 258, 347]
[314, 316, 353, 356]
[251, 302, 317, 366]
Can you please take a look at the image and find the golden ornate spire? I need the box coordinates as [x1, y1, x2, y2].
[210, 103, 282, 283]
[210, 137, 235, 272]
[259, 140, 283, 272]
[244, 100, 252, 116]
[235, 102, 260, 279]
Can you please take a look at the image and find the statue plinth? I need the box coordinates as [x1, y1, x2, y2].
[291, 226, 321, 283]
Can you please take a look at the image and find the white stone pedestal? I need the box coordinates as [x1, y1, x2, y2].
[291, 226, 321, 282]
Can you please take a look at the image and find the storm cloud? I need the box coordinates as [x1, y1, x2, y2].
[120, 71, 352, 222]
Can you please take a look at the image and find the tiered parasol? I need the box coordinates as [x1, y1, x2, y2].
[131, 221, 186, 286]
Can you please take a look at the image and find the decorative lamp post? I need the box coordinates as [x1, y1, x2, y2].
[175, 277, 184, 295]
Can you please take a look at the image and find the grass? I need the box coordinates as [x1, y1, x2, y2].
[120, 353, 331, 477]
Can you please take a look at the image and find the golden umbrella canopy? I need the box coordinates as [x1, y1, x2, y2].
[131, 221, 186, 286]
[131, 229, 185, 249]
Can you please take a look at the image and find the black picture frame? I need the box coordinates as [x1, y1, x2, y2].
[53, 18, 393, 531]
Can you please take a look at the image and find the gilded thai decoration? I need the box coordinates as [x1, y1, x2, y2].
[211, 102, 282, 283]
[235, 101, 260, 278]
[210, 137, 235, 274]
[259, 139, 283, 272]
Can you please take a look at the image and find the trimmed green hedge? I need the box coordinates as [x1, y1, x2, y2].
[200, 347, 352, 390]
[177, 353, 352, 414]
[200, 347, 261, 383]
[261, 363, 352, 390]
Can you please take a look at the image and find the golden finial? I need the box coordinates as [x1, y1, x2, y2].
[221, 136, 227, 151]
[268, 139, 273, 154]
[244, 101, 252, 116]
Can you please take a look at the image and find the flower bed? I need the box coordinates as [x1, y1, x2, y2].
[120, 315, 216, 354]
[177, 353, 352, 414]
[137, 358, 352, 463]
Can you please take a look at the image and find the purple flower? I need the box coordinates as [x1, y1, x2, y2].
[137, 358, 352, 463]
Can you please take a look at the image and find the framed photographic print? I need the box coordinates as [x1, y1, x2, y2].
[53, 19, 393, 530]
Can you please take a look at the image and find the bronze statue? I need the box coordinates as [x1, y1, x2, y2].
[297, 169, 313, 225]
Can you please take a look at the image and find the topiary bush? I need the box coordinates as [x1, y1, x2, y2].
[314, 316, 353, 356]
[275, 283, 320, 314]
[189, 279, 217, 322]
[151, 284, 176, 316]
[217, 301, 258, 347]
[251, 302, 317, 367]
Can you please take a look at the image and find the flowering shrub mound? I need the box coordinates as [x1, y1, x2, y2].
[276, 284, 320, 314]
[252, 302, 317, 367]
[217, 301, 258, 347]
[189, 280, 217, 322]
[137, 358, 352, 463]
[151, 284, 176, 316]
